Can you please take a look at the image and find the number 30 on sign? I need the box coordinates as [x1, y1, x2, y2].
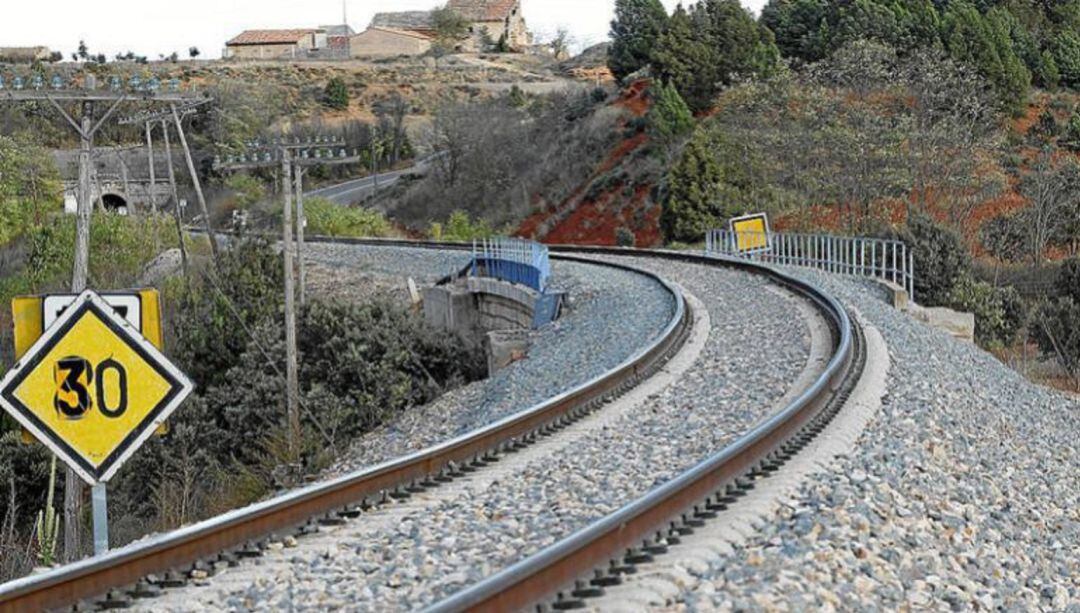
[0, 290, 192, 485]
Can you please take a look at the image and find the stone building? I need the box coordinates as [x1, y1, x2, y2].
[0, 46, 53, 63]
[224, 29, 327, 60]
[350, 0, 530, 57]
[350, 12, 435, 57]
[447, 0, 530, 51]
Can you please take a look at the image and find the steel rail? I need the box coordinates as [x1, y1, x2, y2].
[417, 245, 858, 613]
[0, 251, 688, 612]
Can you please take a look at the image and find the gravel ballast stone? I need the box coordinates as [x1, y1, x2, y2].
[139, 255, 817, 612]
[678, 270, 1080, 612]
[303, 244, 679, 470]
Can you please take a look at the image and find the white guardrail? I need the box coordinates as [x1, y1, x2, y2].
[706, 229, 915, 303]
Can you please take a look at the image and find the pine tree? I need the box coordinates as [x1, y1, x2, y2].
[653, 0, 780, 112]
[648, 81, 695, 145]
[608, 0, 670, 81]
[661, 132, 725, 242]
[324, 77, 350, 110]
[942, 1, 1030, 114]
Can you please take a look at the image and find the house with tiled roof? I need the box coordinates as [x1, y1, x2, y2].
[224, 29, 327, 60]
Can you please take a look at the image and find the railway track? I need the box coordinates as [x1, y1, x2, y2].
[0, 243, 859, 612]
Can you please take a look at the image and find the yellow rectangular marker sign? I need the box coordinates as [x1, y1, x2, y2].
[730, 213, 771, 254]
[0, 291, 192, 484]
[12, 290, 169, 441]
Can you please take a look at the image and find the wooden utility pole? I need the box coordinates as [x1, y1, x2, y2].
[170, 104, 219, 260]
[294, 166, 308, 307]
[161, 120, 189, 275]
[281, 149, 301, 460]
[145, 122, 161, 251]
[215, 139, 353, 459]
[3, 75, 210, 562]
[66, 104, 93, 561]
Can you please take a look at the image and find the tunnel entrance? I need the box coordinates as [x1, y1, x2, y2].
[101, 194, 129, 215]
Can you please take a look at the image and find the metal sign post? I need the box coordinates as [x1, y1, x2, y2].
[92, 484, 108, 555]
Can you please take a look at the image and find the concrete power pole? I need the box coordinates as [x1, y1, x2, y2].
[281, 150, 301, 461]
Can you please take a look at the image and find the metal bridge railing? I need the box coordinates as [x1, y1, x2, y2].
[471, 237, 551, 294]
[706, 229, 915, 303]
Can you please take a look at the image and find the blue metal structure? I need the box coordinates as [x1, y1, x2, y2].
[471, 238, 551, 294]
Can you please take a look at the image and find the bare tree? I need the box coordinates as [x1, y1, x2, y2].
[1019, 152, 1080, 266]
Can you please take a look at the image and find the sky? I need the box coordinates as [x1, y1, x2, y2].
[0, 0, 767, 60]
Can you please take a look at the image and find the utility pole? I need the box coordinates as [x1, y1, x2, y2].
[281, 148, 301, 461]
[2, 72, 210, 561]
[145, 122, 161, 251]
[160, 120, 190, 275]
[170, 104, 219, 260]
[294, 166, 308, 307]
[67, 103, 93, 562]
[215, 139, 354, 459]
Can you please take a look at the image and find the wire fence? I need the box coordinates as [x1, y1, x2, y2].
[706, 229, 916, 303]
[471, 237, 551, 294]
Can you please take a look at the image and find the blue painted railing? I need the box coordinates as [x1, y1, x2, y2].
[471, 238, 551, 294]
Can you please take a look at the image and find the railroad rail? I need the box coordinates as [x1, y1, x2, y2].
[0, 249, 689, 613]
[0, 241, 859, 612]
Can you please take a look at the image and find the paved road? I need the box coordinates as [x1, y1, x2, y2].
[305, 153, 443, 205]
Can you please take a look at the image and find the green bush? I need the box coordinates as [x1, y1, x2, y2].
[430, 211, 496, 241]
[0, 135, 62, 247]
[1030, 297, 1080, 387]
[224, 175, 266, 210]
[616, 226, 636, 247]
[169, 237, 283, 391]
[1062, 112, 1080, 152]
[901, 212, 971, 306]
[947, 276, 1027, 348]
[1055, 257, 1080, 304]
[324, 77, 350, 110]
[647, 81, 694, 145]
[303, 198, 395, 238]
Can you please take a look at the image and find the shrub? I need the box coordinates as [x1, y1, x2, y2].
[647, 81, 695, 145]
[902, 212, 971, 306]
[1062, 112, 1080, 152]
[430, 211, 496, 241]
[224, 175, 266, 210]
[1030, 297, 1080, 389]
[302, 198, 395, 238]
[616, 226, 636, 247]
[324, 77, 350, 110]
[169, 237, 283, 391]
[947, 276, 1027, 348]
[1055, 257, 1080, 304]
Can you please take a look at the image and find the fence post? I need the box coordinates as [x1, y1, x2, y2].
[908, 249, 915, 302]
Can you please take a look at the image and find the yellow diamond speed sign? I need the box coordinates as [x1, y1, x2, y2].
[0, 290, 193, 484]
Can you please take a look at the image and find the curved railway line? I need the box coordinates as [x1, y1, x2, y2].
[0, 242, 861, 613]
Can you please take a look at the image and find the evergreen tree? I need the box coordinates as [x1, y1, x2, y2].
[661, 132, 725, 242]
[1050, 30, 1080, 88]
[653, 0, 780, 112]
[648, 81, 695, 144]
[608, 0, 670, 81]
[1062, 110, 1080, 152]
[942, 1, 1030, 114]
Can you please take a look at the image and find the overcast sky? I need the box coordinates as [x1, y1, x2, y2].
[0, 0, 767, 60]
